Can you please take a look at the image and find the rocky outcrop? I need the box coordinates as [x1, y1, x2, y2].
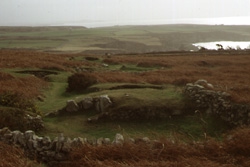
[184, 79, 250, 126]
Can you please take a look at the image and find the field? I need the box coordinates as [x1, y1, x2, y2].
[1, 25, 250, 166]
[1, 24, 250, 53]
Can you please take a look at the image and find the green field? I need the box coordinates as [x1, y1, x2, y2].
[1, 24, 250, 53]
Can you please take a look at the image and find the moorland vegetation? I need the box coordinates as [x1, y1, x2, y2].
[1, 24, 250, 167]
[1, 49, 250, 166]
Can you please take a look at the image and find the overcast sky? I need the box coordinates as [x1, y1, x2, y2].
[1, 0, 250, 27]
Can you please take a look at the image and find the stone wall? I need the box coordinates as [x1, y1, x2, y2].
[49, 94, 180, 122]
[46, 95, 112, 117]
[184, 79, 250, 126]
[26, 114, 44, 131]
[0, 127, 160, 166]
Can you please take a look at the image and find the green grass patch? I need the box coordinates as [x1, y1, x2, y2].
[40, 113, 229, 141]
[87, 85, 183, 111]
[36, 71, 72, 114]
[119, 64, 158, 72]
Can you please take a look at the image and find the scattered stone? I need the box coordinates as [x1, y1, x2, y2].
[102, 63, 109, 67]
[78, 97, 94, 111]
[103, 138, 111, 145]
[26, 115, 44, 131]
[128, 138, 135, 143]
[45, 111, 59, 117]
[37, 95, 45, 102]
[135, 137, 150, 144]
[142, 137, 151, 143]
[65, 100, 79, 112]
[95, 95, 112, 113]
[151, 140, 164, 149]
[112, 133, 124, 145]
[97, 137, 104, 146]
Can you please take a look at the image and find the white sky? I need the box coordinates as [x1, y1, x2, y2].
[0, 0, 250, 27]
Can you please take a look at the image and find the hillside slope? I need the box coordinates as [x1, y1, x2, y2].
[1, 24, 250, 53]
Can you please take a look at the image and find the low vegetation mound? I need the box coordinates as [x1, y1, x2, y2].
[0, 91, 40, 131]
[0, 141, 41, 167]
[67, 72, 98, 92]
[0, 72, 45, 130]
[0, 72, 47, 99]
[0, 50, 97, 71]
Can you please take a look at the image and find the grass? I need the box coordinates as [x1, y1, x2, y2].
[41, 111, 228, 141]
[0, 40, 62, 49]
[37, 82, 68, 113]
[37, 78, 226, 140]
[38, 82, 184, 136]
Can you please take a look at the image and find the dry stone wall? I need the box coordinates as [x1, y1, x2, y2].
[51, 94, 178, 121]
[26, 114, 44, 131]
[47, 95, 112, 117]
[184, 79, 250, 126]
[0, 127, 160, 166]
